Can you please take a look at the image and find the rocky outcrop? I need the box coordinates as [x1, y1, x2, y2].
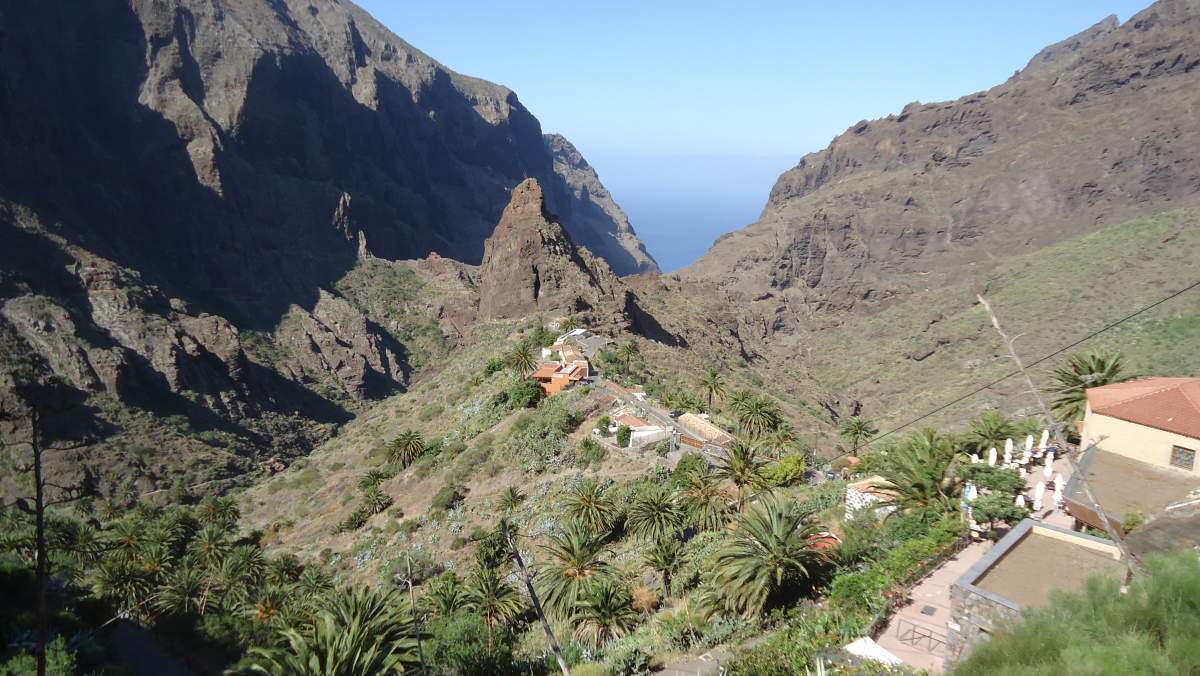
[277, 290, 407, 400]
[543, 134, 659, 275]
[683, 0, 1200, 326]
[0, 0, 654, 343]
[479, 179, 624, 320]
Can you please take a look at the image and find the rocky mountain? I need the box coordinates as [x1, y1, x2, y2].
[683, 0, 1200, 336]
[0, 0, 656, 497]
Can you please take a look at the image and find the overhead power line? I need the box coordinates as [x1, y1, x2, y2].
[836, 277, 1200, 458]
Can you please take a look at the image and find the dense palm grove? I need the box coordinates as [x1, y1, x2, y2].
[3, 346, 1187, 675]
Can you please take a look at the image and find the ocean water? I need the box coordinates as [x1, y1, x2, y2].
[587, 152, 798, 273]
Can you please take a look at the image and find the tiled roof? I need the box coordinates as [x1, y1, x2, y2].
[615, 414, 649, 428]
[1087, 377, 1200, 440]
[531, 363, 559, 379]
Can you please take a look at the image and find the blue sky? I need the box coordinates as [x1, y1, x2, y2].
[357, 1, 1153, 270]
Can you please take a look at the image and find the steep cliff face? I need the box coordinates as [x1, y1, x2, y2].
[478, 179, 623, 321]
[0, 0, 652, 318]
[683, 0, 1200, 330]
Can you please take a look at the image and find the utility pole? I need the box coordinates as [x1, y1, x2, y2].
[405, 554, 427, 676]
[499, 521, 571, 676]
[977, 294, 1144, 579]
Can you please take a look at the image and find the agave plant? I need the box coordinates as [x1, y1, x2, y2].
[1047, 351, 1126, 422]
[422, 571, 468, 617]
[497, 485, 526, 513]
[708, 497, 825, 617]
[245, 587, 423, 675]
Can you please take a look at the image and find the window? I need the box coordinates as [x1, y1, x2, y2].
[1170, 446, 1196, 471]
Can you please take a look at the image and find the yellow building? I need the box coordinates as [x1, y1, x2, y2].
[1081, 377, 1200, 474]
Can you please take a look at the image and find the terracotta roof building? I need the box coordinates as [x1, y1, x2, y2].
[1082, 377, 1200, 475]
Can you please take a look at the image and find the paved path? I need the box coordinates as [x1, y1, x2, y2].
[876, 541, 991, 673]
[659, 647, 733, 675]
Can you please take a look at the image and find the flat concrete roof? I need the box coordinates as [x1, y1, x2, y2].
[956, 520, 1123, 610]
[1065, 449, 1200, 520]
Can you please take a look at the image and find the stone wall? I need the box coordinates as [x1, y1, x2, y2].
[946, 580, 1019, 661]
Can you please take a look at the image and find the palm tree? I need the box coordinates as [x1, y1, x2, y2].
[1047, 351, 1125, 422]
[92, 560, 153, 617]
[245, 587, 423, 675]
[464, 564, 526, 652]
[507, 342, 537, 374]
[190, 523, 231, 571]
[837, 416, 878, 452]
[562, 479, 617, 535]
[156, 562, 206, 615]
[362, 486, 392, 516]
[715, 441, 765, 510]
[616, 341, 640, 373]
[108, 518, 145, 563]
[560, 316, 580, 332]
[643, 538, 687, 596]
[727, 389, 752, 417]
[297, 566, 333, 601]
[699, 368, 726, 408]
[196, 496, 240, 529]
[357, 470, 388, 491]
[535, 522, 611, 620]
[708, 497, 825, 617]
[267, 554, 303, 586]
[679, 470, 733, 531]
[878, 428, 960, 516]
[965, 411, 1016, 455]
[571, 580, 639, 648]
[738, 396, 781, 437]
[423, 571, 467, 617]
[387, 430, 425, 468]
[497, 485, 525, 513]
[764, 421, 798, 458]
[625, 485, 683, 542]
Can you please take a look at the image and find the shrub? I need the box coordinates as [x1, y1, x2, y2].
[616, 425, 632, 448]
[971, 492, 1028, 529]
[507, 378, 543, 410]
[670, 453, 709, 487]
[431, 482, 467, 512]
[760, 454, 807, 487]
[595, 415, 612, 435]
[578, 437, 607, 468]
[397, 519, 421, 535]
[653, 439, 673, 457]
[958, 464, 1025, 494]
[484, 357, 506, 377]
[419, 403, 444, 421]
[953, 551, 1200, 675]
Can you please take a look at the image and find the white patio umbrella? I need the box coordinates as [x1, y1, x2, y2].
[1005, 438, 1015, 457]
[1024, 434, 1034, 452]
[988, 446, 997, 466]
[1015, 494, 1026, 507]
[1034, 481, 1046, 502]
[1043, 462, 1054, 480]
[966, 483, 979, 502]
[1033, 498, 1043, 511]
[1045, 450, 1055, 466]
[971, 453, 981, 464]
[1019, 467, 1027, 478]
[1053, 472, 1064, 487]
[1002, 446, 1012, 465]
[1039, 429, 1050, 449]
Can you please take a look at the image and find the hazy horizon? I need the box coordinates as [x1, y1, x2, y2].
[357, 0, 1153, 270]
